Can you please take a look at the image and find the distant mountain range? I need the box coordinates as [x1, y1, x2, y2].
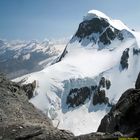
[0, 39, 67, 79]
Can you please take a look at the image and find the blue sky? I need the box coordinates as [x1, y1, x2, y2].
[0, 0, 140, 40]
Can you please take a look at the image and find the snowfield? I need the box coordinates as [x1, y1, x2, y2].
[14, 10, 140, 135]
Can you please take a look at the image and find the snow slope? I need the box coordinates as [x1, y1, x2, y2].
[14, 10, 140, 135]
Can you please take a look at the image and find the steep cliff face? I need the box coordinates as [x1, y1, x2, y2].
[135, 72, 140, 89]
[98, 73, 140, 137]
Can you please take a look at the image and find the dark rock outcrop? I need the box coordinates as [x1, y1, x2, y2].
[92, 77, 111, 106]
[99, 27, 123, 46]
[135, 72, 140, 89]
[99, 77, 106, 88]
[75, 18, 109, 39]
[21, 80, 36, 99]
[66, 77, 111, 108]
[93, 89, 109, 105]
[74, 17, 125, 48]
[99, 77, 111, 89]
[106, 79, 111, 90]
[98, 88, 140, 136]
[120, 48, 129, 70]
[133, 48, 140, 55]
[66, 87, 91, 108]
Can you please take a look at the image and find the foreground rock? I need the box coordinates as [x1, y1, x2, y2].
[98, 85, 140, 136]
[0, 74, 74, 140]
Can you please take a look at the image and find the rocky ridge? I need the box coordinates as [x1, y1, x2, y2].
[0, 74, 74, 140]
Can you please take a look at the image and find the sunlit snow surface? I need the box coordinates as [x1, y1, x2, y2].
[14, 10, 140, 136]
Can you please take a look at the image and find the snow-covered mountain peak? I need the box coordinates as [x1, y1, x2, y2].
[84, 10, 110, 21]
[84, 10, 129, 31]
[58, 10, 135, 62]
[69, 10, 134, 50]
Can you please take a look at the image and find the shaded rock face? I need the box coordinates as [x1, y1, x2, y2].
[99, 27, 123, 46]
[0, 74, 74, 140]
[66, 87, 91, 108]
[74, 17, 124, 48]
[99, 77, 106, 88]
[66, 77, 111, 108]
[120, 48, 129, 70]
[133, 48, 140, 55]
[98, 88, 140, 136]
[21, 80, 36, 99]
[106, 79, 111, 90]
[135, 72, 140, 89]
[99, 77, 111, 89]
[75, 18, 109, 38]
[92, 77, 111, 106]
[93, 89, 109, 105]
